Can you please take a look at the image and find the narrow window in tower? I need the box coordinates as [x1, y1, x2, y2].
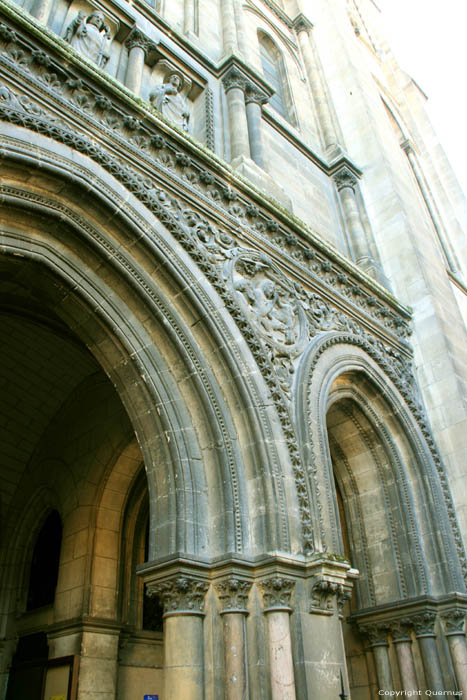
[258, 32, 290, 121]
[27, 510, 62, 610]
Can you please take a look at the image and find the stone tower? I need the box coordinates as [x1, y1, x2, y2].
[1, 0, 466, 698]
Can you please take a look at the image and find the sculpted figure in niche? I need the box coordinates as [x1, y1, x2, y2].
[64, 10, 111, 68]
[149, 72, 190, 132]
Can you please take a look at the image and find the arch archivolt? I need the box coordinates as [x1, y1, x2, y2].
[295, 332, 466, 599]
[0, 130, 300, 560]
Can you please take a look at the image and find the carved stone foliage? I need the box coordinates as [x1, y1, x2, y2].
[310, 578, 344, 615]
[125, 28, 157, 56]
[215, 577, 252, 612]
[1, 16, 464, 569]
[389, 618, 413, 642]
[147, 576, 209, 615]
[411, 612, 437, 637]
[333, 165, 358, 192]
[358, 623, 389, 647]
[0, 18, 412, 344]
[260, 576, 295, 611]
[441, 609, 466, 635]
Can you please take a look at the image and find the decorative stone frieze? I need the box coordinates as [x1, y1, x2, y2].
[216, 577, 252, 613]
[147, 575, 209, 616]
[260, 576, 295, 612]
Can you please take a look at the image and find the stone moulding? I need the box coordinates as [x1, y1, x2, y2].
[3, 9, 459, 560]
[0, 2, 411, 334]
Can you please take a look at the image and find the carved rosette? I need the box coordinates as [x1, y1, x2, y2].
[359, 623, 389, 647]
[215, 577, 252, 613]
[260, 576, 295, 612]
[125, 29, 157, 56]
[441, 609, 466, 636]
[147, 575, 209, 617]
[389, 618, 413, 643]
[310, 577, 344, 616]
[410, 612, 437, 638]
[333, 166, 358, 192]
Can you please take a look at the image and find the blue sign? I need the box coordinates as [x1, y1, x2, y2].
[144, 696, 159, 700]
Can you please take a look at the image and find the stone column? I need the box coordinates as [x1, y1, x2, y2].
[216, 577, 252, 700]
[125, 31, 154, 96]
[149, 575, 209, 700]
[333, 165, 380, 276]
[401, 140, 460, 276]
[389, 619, 418, 692]
[221, 0, 237, 56]
[184, 0, 196, 36]
[260, 577, 296, 700]
[30, 0, 51, 24]
[441, 609, 467, 696]
[412, 612, 444, 693]
[293, 15, 342, 155]
[222, 68, 251, 164]
[245, 87, 268, 169]
[360, 624, 393, 692]
[233, 0, 248, 60]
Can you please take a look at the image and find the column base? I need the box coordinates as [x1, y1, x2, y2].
[231, 155, 292, 211]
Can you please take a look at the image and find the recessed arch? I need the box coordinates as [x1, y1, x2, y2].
[295, 332, 466, 600]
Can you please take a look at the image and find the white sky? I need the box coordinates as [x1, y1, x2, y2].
[377, 0, 467, 196]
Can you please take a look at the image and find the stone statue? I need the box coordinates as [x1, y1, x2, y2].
[64, 10, 111, 68]
[149, 73, 190, 132]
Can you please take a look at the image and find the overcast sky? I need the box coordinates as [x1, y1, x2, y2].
[377, 0, 467, 196]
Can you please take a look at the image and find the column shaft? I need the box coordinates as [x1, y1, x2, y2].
[245, 100, 264, 168]
[221, 0, 237, 55]
[165, 614, 204, 700]
[372, 645, 393, 692]
[223, 612, 248, 700]
[446, 634, 467, 696]
[339, 186, 372, 264]
[266, 611, 296, 700]
[417, 636, 444, 693]
[405, 147, 460, 274]
[233, 0, 248, 59]
[184, 0, 195, 35]
[125, 45, 146, 95]
[226, 87, 251, 161]
[394, 640, 418, 692]
[296, 28, 340, 151]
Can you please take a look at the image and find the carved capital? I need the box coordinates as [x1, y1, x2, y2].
[310, 577, 344, 615]
[293, 13, 313, 35]
[147, 575, 209, 616]
[125, 29, 157, 56]
[222, 67, 247, 93]
[410, 612, 437, 637]
[333, 166, 358, 192]
[260, 576, 295, 612]
[216, 577, 252, 613]
[245, 84, 269, 106]
[359, 623, 389, 647]
[389, 618, 413, 643]
[441, 609, 466, 636]
[400, 139, 417, 156]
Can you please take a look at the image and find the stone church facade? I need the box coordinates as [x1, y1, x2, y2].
[1, 0, 467, 697]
